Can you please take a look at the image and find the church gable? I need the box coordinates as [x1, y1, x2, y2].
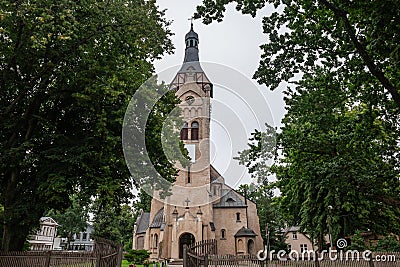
[135, 212, 150, 234]
[149, 208, 164, 229]
[213, 189, 247, 208]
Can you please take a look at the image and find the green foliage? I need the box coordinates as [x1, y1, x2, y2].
[124, 249, 151, 264]
[0, 0, 174, 251]
[235, 124, 277, 183]
[346, 231, 367, 252]
[46, 195, 88, 249]
[277, 71, 400, 244]
[198, 0, 400, 249]
[197, 0, 400, 108]
[374, 236, 400, 252]
[91, 203, 136, 248]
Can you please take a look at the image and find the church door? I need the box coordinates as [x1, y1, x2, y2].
[179, 233, 195, 259]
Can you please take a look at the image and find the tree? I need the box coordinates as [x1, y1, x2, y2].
[0, 0, 175, 251]
[196, 0, 400, 109]
[236, 68, 400, 249]
[91, 202, 137, 251]
[374, 235, 400, 252]
[280, 70, 399, 245]
[47, 195, 89, 250]
[197, 0, 400, 249]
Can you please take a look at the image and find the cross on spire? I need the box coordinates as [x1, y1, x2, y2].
[188, 16, 194, 30]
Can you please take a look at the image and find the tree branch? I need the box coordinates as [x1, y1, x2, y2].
[318, 0, 400, 108]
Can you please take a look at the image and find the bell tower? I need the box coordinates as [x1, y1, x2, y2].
[170, 22, 213, 189]
[135, 22, 263, 260]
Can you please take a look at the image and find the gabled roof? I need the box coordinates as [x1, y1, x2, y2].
[210, 165, 223, 183]
[283, 226, 300, 233]
[234, 226, 257, 237]
[40, 217, 59, 226]
[135, 212, 150, 234]
[209, 165, 257, 207]
[213, 189, 247, 208]
[149, 208, 164, 228]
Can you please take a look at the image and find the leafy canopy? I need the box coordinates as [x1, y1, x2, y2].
[197, 0, 400, 109]
[0, 0, 174, 251]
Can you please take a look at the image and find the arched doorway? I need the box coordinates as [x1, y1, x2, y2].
[179, 233, 195, 259]
[247, 239, 255, 255]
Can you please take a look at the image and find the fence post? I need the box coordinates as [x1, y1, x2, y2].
[314, 251, 320, 267]
[204, 253, 208, 267]
[117, 245, 123, 267]
[183, 244, 187, 267]
[96, 250, 102, 267]
[369, 252, 374, 267]
[45, 251, 51, 267]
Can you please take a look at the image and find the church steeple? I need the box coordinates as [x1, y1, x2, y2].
[183, 22, 199, 62]
[170, 21, 213, 97]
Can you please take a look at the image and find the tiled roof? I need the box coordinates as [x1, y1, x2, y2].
[234, 227, 257, 237]
[135, 212, 150, 234]
[213, 189, 247, 208]
[149, 208, 164, 228]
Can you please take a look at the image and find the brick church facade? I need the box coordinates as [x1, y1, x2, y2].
[133, 23, 263, 259]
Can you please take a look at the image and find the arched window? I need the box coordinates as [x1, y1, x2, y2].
[221, 229, 226, 239]
[180, 122, 188, 140]
[154, 234, 158, 248]
[191, 121, 199, 140]
[236, 212, 241, 222]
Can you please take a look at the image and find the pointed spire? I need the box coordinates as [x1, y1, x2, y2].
[184, 20, 199, 63]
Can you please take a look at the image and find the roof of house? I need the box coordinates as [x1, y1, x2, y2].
[135, 212, 150, 234]
[40, 217, 59, 226]
[149, 208, 164, 228]
[283, 226, 300, 233]
[234, 227, 257, 237]
[213, 189, 247, 208]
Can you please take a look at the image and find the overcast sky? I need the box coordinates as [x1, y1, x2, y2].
[154, 0, 286, 188]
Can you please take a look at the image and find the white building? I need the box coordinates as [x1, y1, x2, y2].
[28, 217, 58, 250]
[69, 224, 94, 251]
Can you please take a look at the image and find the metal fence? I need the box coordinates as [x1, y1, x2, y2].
[0, 238, 122, 267]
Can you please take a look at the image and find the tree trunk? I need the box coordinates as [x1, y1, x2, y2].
[1, 169, 41, 251]
[2, 222, 30, 251]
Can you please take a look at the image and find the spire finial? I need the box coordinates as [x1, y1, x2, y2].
[188, 16, 194, 30]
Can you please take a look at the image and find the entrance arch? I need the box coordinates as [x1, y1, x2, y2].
[179, 233, 195, 259]
[247, 239, 255, 255]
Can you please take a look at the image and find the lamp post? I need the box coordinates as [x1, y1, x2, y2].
[327, 205, 333, 250]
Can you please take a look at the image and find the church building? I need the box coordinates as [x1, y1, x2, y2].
[133, 23, 263, 259]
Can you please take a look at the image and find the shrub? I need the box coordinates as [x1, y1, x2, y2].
[124, 249, 151, 264]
